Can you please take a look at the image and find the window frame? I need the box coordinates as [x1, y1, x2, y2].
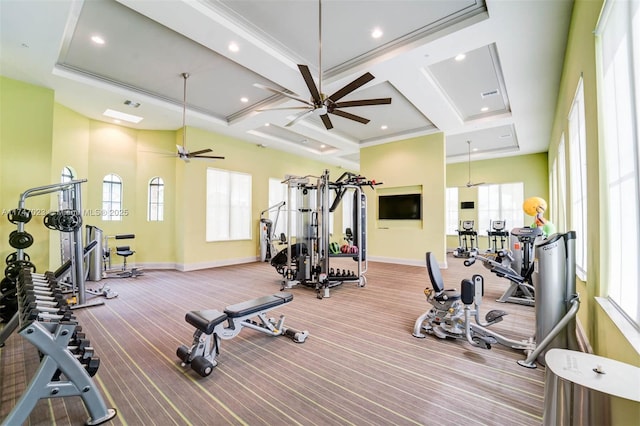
[445, 187, 459, 235]
[568, 78, 588, 280]
[148, 176, 165, 222]
[595, 0, 640, 326]
[102, 173, 123, 222]
[206, 168, 252, 242]
[477, 182, 524, 233]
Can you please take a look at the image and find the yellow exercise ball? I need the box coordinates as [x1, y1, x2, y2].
[523, 196, 547, 216]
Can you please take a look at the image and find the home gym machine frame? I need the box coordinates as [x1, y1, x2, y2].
[274, 170, 379, 298]
[413, 231, 580, 368]
[259, 201, 286, 262]
[7, 180, 101, 309]
[1, 180, 117, 348]
[96, 230, 143, 278]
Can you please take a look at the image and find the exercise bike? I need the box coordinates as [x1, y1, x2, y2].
[414, 232, 580, 368]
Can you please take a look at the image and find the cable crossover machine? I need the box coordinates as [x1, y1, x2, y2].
[269, 170, 381, 299]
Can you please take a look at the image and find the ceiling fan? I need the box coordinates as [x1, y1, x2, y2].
[255, 0, 391, 130]
[176, 72, 225, 162]
[462, 140, 485, 188]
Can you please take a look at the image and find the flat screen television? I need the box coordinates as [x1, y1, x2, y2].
[378, 194, 422, 220]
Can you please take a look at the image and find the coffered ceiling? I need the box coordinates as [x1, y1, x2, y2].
[0, 0, 573, 169]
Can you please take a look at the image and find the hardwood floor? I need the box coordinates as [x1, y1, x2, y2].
[1, 255, 545, 425]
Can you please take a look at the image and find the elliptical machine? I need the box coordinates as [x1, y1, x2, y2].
[453, 220, 478, 258]
[413, 231, 580, 368]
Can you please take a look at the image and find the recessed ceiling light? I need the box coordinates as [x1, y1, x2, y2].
[228, 42, 239, 52]
[91, 35, 105, 45]
[264, 123, 270, 126]
[320, 144, 326, 148]
[240, 97, 248, 103]
[371, 28, 383, 39]
[103, 109, 143, 123]
[455, 53, 466, 61]
[381, 125, 388, 130]
[480, 106, 489, 112]
[472, 148, 478, 152]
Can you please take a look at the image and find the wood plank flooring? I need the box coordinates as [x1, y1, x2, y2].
[1, 255, 544, 425]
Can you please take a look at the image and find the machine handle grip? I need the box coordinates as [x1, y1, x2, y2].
[115, 234, 135, 239]
[464, 258, 476, 267]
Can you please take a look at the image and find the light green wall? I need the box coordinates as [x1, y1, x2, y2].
[546, 0, 639, 422]
[445, 152, 549, 249]
[2, 79, 345, 271]
[361, 132, 446, 264]
[173, 126, 345, 268]
[1, 76, 54, 269]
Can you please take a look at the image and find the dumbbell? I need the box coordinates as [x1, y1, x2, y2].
[83, 357, 101, 377]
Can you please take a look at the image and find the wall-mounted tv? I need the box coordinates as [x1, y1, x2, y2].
[461, 201, 475, 209]
[378, 194, 422, 220]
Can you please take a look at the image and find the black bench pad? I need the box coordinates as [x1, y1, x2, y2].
[186, 309, 228, 334]
[224, 293, 293, 318]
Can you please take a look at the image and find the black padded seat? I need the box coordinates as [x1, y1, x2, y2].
[224, 293, 293, 318]
[426, 252, 461, 301]
[116, 246, 134, 257]
[185, 309, 228, 334]
[270, 243, 307, 268]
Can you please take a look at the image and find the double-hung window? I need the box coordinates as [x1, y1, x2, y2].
[595, 0, 640, 325]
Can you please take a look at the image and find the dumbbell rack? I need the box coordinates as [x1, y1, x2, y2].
[2, 269, 116, 425]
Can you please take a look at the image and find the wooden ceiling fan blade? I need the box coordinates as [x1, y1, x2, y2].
[193, 155, 225, 160]
[256, 106, 312, 112]
[253, 83, 313, 106]
[320, 114, 333, 130]
[188, 148, 213, 156]
[327, 72, 375, 102]
[285, 109, 314, 127]
[298, 64, 322, 104]
[334, 98, 392, 108]
[331, 109, 370, 124]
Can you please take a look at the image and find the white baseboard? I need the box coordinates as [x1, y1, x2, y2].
[368, 256, 446, 269]
[177, 256, 260, 272]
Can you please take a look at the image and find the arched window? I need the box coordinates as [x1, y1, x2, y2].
[148, 177, 164, 221]
[61, 166, 75, 183]
[102, 174, 123, 221]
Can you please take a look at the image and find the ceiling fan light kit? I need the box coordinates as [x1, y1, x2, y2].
[256, 0, 391, 130]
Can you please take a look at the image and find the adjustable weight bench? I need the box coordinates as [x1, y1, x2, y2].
[177, 292, 308, 377]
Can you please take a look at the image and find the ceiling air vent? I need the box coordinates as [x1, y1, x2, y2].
[481, 89, 499, 99]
